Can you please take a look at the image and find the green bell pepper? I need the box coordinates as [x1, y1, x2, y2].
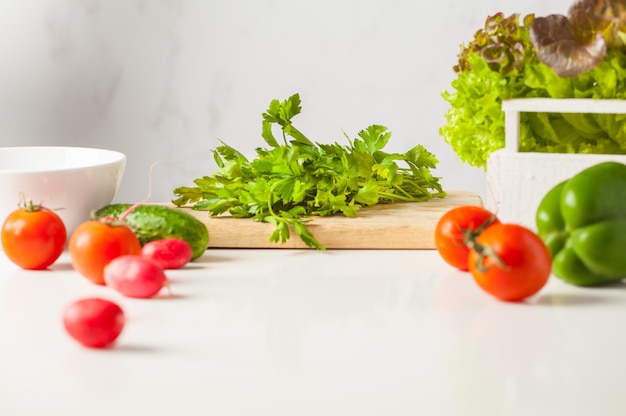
[536, 161, 626, 286]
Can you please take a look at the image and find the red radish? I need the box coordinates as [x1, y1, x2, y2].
[141, 238, 193, 269]
[62, 298, 125, 349]
[104, 255, 167, 298]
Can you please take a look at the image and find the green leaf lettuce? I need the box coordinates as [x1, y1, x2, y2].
[440, 12, 626, 169]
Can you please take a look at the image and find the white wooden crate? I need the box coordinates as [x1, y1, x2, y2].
[485, 98, 626, 230]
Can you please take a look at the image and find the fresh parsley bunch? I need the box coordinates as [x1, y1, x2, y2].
[172, 93, 445, 249]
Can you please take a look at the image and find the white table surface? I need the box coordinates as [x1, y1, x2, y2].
[1, 247, 626, 416]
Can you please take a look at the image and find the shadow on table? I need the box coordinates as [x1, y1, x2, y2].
[535, 286, 626, 307]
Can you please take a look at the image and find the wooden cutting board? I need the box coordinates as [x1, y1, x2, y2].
[166, 190, 482, 250]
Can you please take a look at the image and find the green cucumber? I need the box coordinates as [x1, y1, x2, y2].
[94, 204, 209, 260]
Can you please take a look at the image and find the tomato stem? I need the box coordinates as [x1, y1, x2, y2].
[457, 214, 510, 273]
[473, 244, 510, 273]
[459, 214, 498, 249]
[17, 193, 43, 212]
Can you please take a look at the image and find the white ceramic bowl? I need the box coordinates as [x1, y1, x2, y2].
[0, 146, 126, 236]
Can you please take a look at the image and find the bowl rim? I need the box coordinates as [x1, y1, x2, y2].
[0, 145, 126, 173]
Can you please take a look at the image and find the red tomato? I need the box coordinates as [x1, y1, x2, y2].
[141, 238, 192, 269]
[435, 205, 500, 271]
[68, 220, 141, 285]
[468, 223, 552, 302]
[1, 204, 67, 270]
[62, 297, 125, 348]
[104, 255, 167, 298]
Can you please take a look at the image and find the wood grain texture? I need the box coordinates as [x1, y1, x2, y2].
[165, 190, 482, 249]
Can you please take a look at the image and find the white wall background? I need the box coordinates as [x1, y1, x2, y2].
[0, 0, 572, 203]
